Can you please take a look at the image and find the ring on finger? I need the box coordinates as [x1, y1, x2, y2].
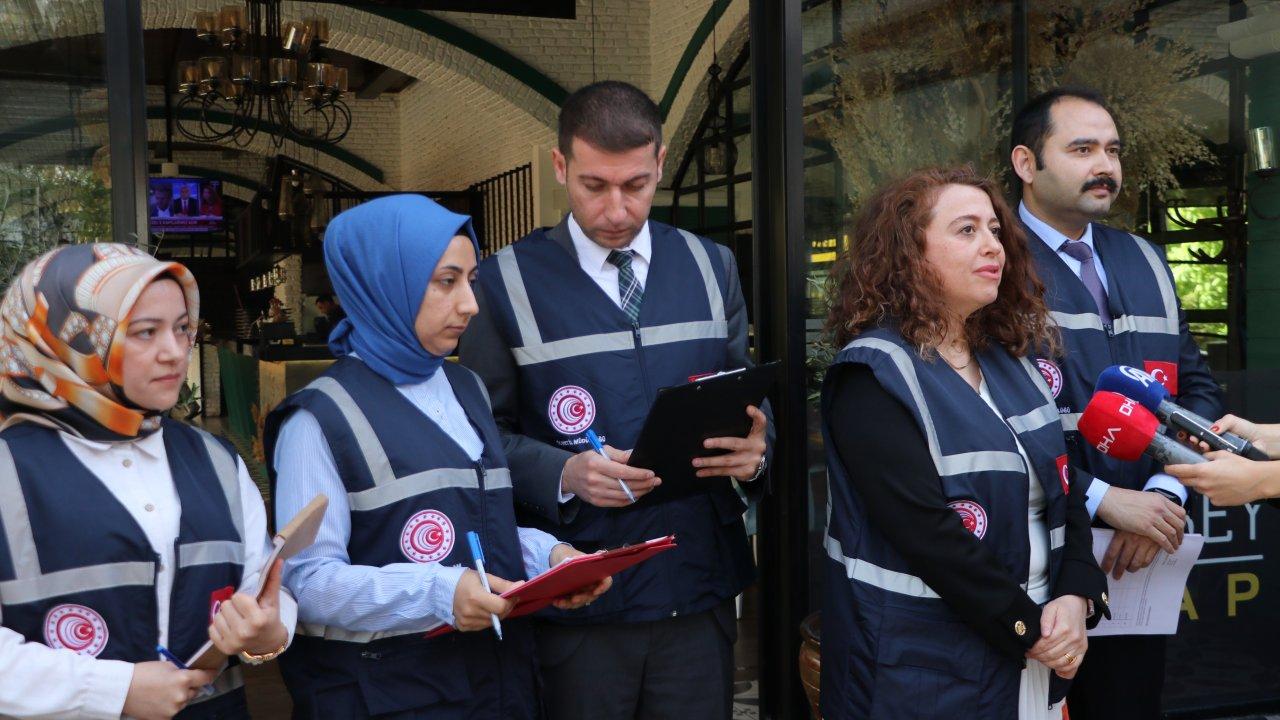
[1062, 653, 1076, 665]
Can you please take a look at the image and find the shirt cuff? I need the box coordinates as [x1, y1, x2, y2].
[1085, 477, 1111, 519]
[1144, 473, 1188, 505]
[428, 564, 468, 627]
[517, 526, 565, 578]
[82, 658, 134, 719]
[558, 488, 576, 504]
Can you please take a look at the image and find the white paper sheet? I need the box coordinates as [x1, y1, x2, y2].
[1087, 528, 1205, 637]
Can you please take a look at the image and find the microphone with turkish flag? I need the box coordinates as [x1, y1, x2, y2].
[1078, 391, 1205, 466]
[1094, 365, 1269, 461]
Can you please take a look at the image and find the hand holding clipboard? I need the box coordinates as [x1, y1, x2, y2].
[185, 494, 328, 670]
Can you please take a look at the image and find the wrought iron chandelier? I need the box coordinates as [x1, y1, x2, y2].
[173, 2, 351, 148]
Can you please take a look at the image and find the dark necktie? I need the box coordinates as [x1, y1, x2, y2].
[606, 249, 643, 323]
[1060, 240, 1112, 324]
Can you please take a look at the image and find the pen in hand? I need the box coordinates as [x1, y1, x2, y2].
[156, 645, 187, 668]
[586, 428, 636, 504]
[466, 531, 504, 641]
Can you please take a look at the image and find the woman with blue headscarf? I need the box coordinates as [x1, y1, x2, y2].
[267, 195, 609, 719]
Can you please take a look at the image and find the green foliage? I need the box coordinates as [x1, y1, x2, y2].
[0, 164, 110, 293]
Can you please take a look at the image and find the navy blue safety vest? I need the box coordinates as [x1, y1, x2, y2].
[820, 328, 1071, 719]
[264, 357, 536, 720]
[474, 219, 754, 624]
[1027, 223, 1184, 490]
[0, 419, 248, 715]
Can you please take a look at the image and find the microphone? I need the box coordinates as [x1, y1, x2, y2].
[1094, 365, 1269, 461]
[1078, 391, 1205, 466]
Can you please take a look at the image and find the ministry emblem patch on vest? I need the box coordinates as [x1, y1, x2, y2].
[1036, 358, 1063, 399]
[548, 385, 596, 435]
[43, 603, 109, 656]
[401, 509, 456, 563]
[947, 500, 989, 539]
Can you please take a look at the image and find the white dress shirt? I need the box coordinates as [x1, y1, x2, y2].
[274, 363, 566, 633]
[1019, 202, 1188, 516]
[567, 213, 652, 308]
[0, 428, 297, 720]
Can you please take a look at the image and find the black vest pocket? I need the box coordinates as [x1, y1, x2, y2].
[354, 639, 472, 716]
[869, 611, 987, 718]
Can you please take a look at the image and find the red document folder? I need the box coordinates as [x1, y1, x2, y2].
[425, 535, 677, 638]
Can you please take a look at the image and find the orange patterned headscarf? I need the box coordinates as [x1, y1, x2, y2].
[0, 243, 199, 441]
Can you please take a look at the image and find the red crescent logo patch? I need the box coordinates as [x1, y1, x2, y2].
[43, 604, 109, 657]
[548, 385, 596, 435]
[947, 500, 988, 539]
[401, 509, 455, 563]
[1056, 454, 1070, 494]
[1036, 359, 1063, 399]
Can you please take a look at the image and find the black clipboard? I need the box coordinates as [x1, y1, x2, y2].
[627, 361, 779, 503]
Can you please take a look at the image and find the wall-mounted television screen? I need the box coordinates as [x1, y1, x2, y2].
[148, 178, 224, 233]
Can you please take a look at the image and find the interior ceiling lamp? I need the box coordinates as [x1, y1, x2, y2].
[700, 23, 735, 177]
[175, 2, 351, 148]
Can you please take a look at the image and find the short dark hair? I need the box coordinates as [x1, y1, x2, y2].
[1010, 86, 1114, 171]
[315, 294, 333, 305]
[558, 81, 662, 158]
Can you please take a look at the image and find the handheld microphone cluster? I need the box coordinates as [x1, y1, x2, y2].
[1077, 391, 1204, 466]
[1094, 366, 1268, 461]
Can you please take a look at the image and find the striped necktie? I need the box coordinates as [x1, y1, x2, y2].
[607, 249, 643, 323]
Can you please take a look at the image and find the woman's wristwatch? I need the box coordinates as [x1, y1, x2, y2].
[239, 639, 288, 665]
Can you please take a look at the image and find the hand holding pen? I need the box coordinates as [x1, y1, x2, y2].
[559, 428, 662, 508]
[452, 531, 521, 637]
[125, 650, 217, 720]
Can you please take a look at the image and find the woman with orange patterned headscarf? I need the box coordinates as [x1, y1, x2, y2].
[0, 243, 295, 720]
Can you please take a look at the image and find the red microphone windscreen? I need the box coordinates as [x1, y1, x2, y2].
[1077, 391, 1160, 461]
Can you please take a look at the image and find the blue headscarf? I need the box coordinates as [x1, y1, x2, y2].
[324, 194, 479, 385]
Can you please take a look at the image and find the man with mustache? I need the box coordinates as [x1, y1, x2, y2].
[1011, 87, 1223, 720]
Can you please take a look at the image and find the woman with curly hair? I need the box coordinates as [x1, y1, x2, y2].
[819, 166, 1109, 719]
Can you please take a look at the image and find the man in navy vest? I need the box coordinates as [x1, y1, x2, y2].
[459, 80, 771, 720]
[1011, 86, 1223, 720]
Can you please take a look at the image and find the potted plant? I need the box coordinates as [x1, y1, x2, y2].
[170, 380, 202, 421]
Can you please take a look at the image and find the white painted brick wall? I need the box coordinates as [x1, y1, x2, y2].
[2, 0, 745, 194]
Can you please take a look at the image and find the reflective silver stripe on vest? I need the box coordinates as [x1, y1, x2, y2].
[496, 247, 543, 347]
[937, 451, 1026, 477]
[1050, 311, 1104, 332]
[0, 441, 40, 578]
[1131, 235, 1180, 335]
[824, 533, 940, 599]
[195, 429, 244, 542]
[0, 561, 154, 605]
[1113, 315, 1177, 335]
[512, 330, 635, 366]
[639, 320, 728, 347]
[1007, 403, 1062, 435]
[504, 230, 729, 366]
[179, 540, 245, 569]
[190, 664, 244, 705]
[844, 338, 944, 469]
[296, 621, 426, 643]
[1050, 526, 1066, 551]
[309, 376, 395, 486]
[1060, 413, 1081, 432]
[1019, 357, 1056, 407]
[347, 467, 513, 512]
[677, 229, 726, 321]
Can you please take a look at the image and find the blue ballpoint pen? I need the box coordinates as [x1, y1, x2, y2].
[466, 531, 504, 641]
[585, 428, 636, 503]
[156, 644, 187, 668]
